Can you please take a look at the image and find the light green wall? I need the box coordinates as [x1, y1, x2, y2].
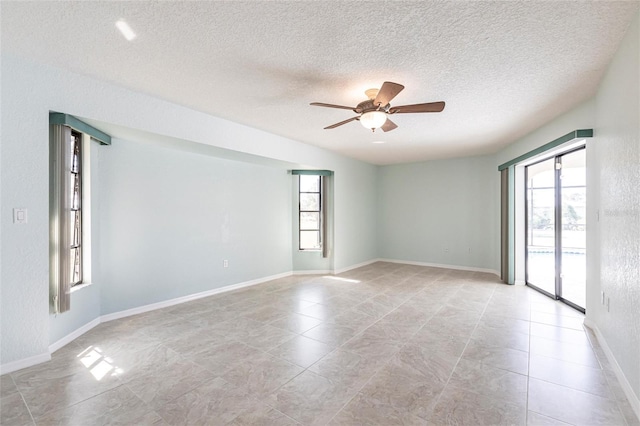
[98, 139, 293, 314]
[377, 155, 498, 272]
[332, 165, 379, 272]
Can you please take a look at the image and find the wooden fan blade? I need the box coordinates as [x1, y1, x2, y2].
[374, 82, 405, 107]
[324, 116, 359, 129]
[381, 118, 397, 132]
[310, 102, 356, 111]
[389, 101, 445, 114]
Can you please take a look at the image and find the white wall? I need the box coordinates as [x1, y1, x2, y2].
[377, 155, 498, 273]
[591, 11, 639, 401]
[1, 57, 52, 365]
[0, 55, 378, 367]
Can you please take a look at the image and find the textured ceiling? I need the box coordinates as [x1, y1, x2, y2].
[2, 1, 638, 165]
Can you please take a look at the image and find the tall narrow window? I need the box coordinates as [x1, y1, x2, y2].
[50, 113, 110, 313]
[70, 132, 83, 285]
[299, 175, 322, 250]
[50, 126, 84, 313]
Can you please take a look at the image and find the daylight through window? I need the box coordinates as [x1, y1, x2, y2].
[70, 131, 83, 285]
[299, 175, 322, 250]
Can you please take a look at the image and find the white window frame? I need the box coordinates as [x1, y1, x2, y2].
[50, 126, 94, 312]
[298, 175, 323, 251]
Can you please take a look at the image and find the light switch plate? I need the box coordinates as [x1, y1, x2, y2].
[13, 208, 28, 224]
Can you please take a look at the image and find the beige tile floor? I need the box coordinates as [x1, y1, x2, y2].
[1, 262, 638, 425]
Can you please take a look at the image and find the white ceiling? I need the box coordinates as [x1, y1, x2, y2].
[2, 1, 638, 165]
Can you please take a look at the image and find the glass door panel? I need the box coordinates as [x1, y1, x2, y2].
[526, 158, 557, 296]
[559, 149, 586, 309]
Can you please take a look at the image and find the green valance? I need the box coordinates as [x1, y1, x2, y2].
[291, 170, 333, 176]
[50, 113, 111, 145]
[498, 129, 592, 171]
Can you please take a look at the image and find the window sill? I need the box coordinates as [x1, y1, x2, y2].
[299, 249, 323, 253]
[70, 282, 94, 293]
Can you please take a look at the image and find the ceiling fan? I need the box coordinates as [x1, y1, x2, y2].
[310, 81, 445, 132]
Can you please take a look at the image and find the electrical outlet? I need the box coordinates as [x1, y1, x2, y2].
[444, 247, 449, 253]
[223, 259, 228, 268]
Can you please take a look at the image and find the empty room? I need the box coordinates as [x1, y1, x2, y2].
[1, 1, 638, 425]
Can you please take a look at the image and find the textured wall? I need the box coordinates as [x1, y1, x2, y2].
[0, 57, 50, 364]
[593, 12, 640, 398]
[377, 155, 498, 272]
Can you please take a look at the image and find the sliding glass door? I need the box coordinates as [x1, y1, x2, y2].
[559, 149, 587, 309]
[525, 147, 586, 312]
[526, 158, 556, 296]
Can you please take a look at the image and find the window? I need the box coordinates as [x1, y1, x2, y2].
[51, 127, 85, 311]
[70, 131, 83, 285]
[50, 113, 110, 313]
[299, 175, 322, 250]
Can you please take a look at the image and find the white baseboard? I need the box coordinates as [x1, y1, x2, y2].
[292, 258, 380, 276]
[333, 259, 379, 275]
[583, 318, 640, 420]
[292, 270, 333, 275]
[379, 258, 500, 276]
[0, 351, 51, 376]
[49, 317, 101, 354]
[101, 271, 292, 323]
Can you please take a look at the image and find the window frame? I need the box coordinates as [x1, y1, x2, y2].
[70, 130, 83, 286]
[50, 114, 108, 313]
[298, 175, 323, 251]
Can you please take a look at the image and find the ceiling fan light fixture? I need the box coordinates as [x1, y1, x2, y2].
[360, 110, 387, 131]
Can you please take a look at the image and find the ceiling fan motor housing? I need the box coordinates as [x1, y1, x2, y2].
[356, 99, 388, 114]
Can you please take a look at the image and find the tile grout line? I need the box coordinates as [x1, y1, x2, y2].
[17, 387, 36, 426]
[322, 270, 435, 425]
[428, 281, 498, 420]
[257, 268, 416, 424]
[525, 296, 532, 425]
[326, 273, 493, 424]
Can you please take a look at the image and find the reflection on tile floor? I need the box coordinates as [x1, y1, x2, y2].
[1, 262, 638, 425]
